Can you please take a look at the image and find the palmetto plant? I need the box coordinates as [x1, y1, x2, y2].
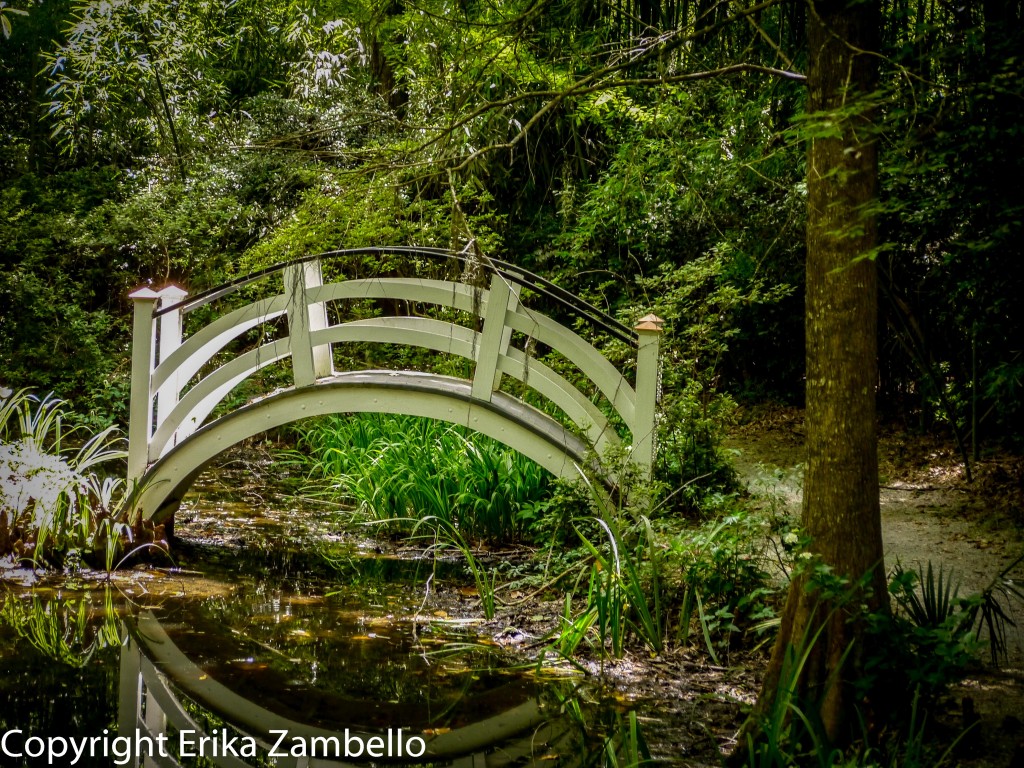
[891, 561, 966, 630]
[0, 388, 131, 567]
[890, 557, 1024, 664]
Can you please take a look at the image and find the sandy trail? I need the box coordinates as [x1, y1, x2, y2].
[726, 416, 1024, 766]
[726, 427, 1024, 664]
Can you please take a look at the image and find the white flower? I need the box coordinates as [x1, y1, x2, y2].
[782, 532, 799, 545]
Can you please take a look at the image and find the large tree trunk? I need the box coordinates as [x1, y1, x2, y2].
[754, 0, 886, 745]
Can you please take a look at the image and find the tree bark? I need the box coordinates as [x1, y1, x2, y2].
[754, 0, 886, 745]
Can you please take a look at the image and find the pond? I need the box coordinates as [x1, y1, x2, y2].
[0, 464, 727, 767]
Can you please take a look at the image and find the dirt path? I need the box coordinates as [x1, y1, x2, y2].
[726, 409, 1024, 765]
[727, 416, 1024, 659]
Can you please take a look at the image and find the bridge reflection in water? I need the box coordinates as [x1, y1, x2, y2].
[118, 611, 585, 768]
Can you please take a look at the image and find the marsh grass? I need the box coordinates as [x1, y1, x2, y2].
[294, 413, 551, 544]
[353, 514, 502, 619]
[559, 693, 654, 767]
[574, 516, 664, 656]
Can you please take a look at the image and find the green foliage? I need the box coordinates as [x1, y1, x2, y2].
[0, 171, 131, 426]
[544, 85, 805, 407]
[666, 508, 777, 659]
[550, 472, 778, 660]
[746, 659, 963, 768]
[0, 388, 132, 567]
[970, 551, 1024, 664]
[294, 413, 551, 544]
[0, 2, 27, 41]
[744, 604, 846, 768]
[890, 561, 966, 632]
[0, 0, 1019, 457]
[886, 554, 1024, 673]
[43, 0, 223, 170]
[868, 563, 978, 704]
[409, 515, 499, 620]
[570, 514, 664, 657]
[742, 564, 974, 768]
[560, 698, 653, 768]
[871, 2, 1024, 445]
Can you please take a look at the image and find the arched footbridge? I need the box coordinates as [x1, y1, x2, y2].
[127, 248, 664, 522]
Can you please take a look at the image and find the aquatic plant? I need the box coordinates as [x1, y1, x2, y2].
[410, 514, 499, 620]
[557, 691, 653, 767]
[0, 387, 131, 567]
[573, 515, 664, 657]
[294, 413, 551, 544]
[549, 465, 777, 661]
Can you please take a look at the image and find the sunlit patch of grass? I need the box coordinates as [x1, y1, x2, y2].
[292, 413, 551, 544]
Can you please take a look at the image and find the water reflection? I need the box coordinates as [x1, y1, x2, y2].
[0, 463, 680, 766]
[0, 579, 657, 767]
[122, 610, 580, 766]
[1, 589, 121, 667]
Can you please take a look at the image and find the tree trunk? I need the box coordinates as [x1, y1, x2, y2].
[754, 0, 886, 745]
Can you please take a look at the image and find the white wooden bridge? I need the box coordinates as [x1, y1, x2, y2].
[127, 248, 663, 521]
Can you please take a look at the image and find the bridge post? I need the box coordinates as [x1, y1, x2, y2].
[285, 259, 332, 387]
[155, 285, 188, 437]
[472, 273, 521, 401]
[632, 314, 664, 474]
[128, 287, 160, 488]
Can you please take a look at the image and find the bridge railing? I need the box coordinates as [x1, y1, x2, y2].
[128, 248, 662, 489]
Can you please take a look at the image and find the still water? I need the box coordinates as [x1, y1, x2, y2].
[0, 473, 708, 766]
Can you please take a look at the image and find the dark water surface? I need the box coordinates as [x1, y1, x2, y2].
[0, 473, 703, 766]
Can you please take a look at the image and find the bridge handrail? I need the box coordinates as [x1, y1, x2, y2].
[149, 332, 620, 467]
[152, 247, 638, 346]
[151, 279, 476, 394]
[148, 282, 626, 462]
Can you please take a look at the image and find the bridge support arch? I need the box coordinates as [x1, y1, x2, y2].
[137, 372, 594, 524]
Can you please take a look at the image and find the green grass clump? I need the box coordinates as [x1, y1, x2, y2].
[294, 413, 551, 544]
